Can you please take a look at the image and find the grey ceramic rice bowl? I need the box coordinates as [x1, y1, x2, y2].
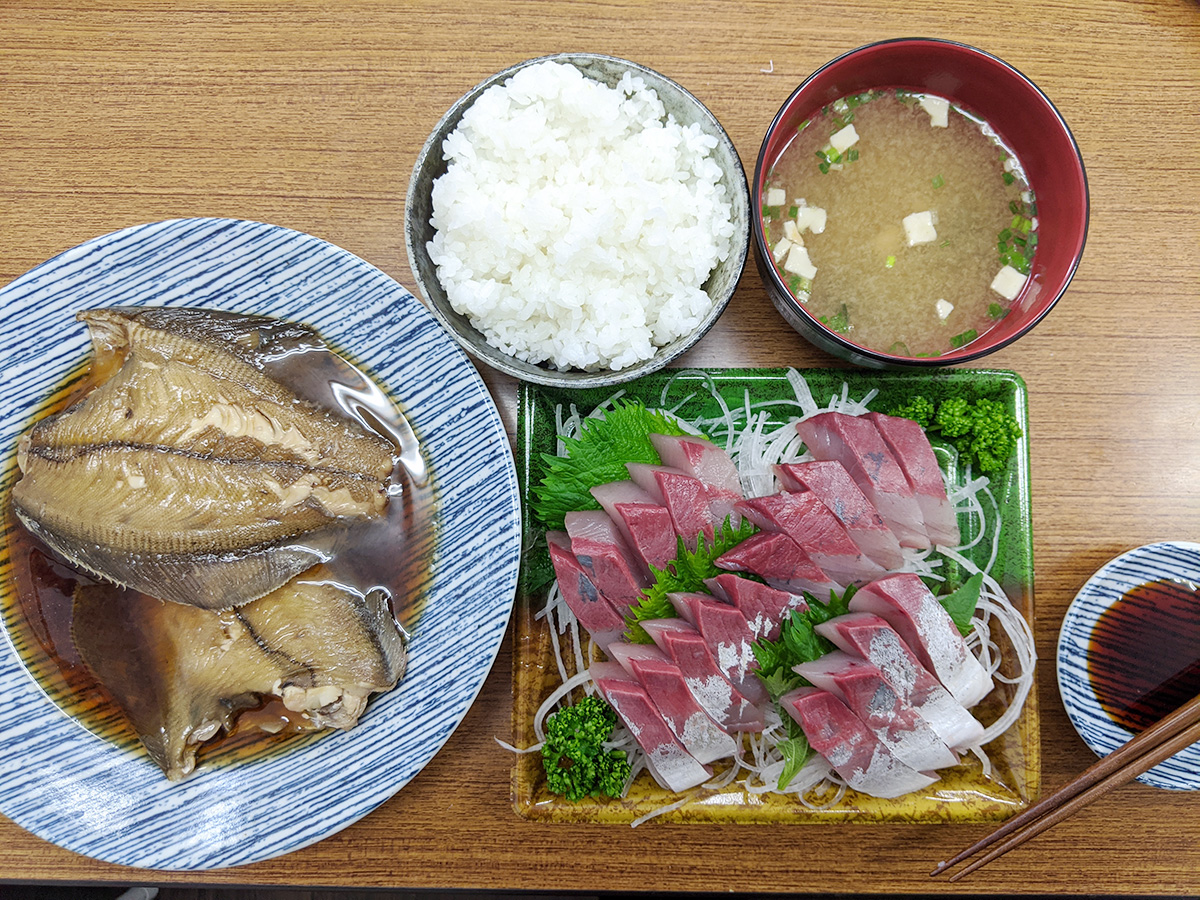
[404, 53, 750, 388]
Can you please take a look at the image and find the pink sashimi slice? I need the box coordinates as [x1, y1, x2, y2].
[781, 687, 939, 799]
[848, 573, 994, 709]
[590, 479, 678, 573]
[794, 652, 958, 771]
[649, 432, 744, 524]
[565, 510, 649, 614]
[626, 463, 715, 552]
[735, 490, 886, 586]
[666, 592, 769, 707]
[867, 412, 960, 547]
[590, 663, 713, 793]
[815, 612, 985, 750]
[640, 618, 765, 732]
[794, 412, 930, 549]
[705, 572, 809, 642]
[545, 530, 627, 650]
[715, 530, 844, 602]
[606, 643, 738, 764]
[775, 460, 905, 569]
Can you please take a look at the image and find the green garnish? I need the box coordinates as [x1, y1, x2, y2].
[624, 517, 759, 643]
[940, 239, 951, 248]
[787, 205, 799, 218]
[1002, 171, 1016, 185]
[846, 147, 859, 162]
[819, 303, 850, 334]
[888, 394, 1022, 476]
[988, 302, 1008, 320]
[949, 329, 978, 349]
[932, 174, 945, 189]
[941, 572, 986, 636]
[762, 204, 779, 217]
[885, 255, 896, 269]
[532, 401, 695, 530]
[542, 696, 631, 802]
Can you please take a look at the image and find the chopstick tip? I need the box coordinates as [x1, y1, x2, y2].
[929, 861, 949, 876]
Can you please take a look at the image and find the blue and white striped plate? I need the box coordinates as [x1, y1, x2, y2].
[0, 218, 521, 868]
[1057, 541, 1200, 790]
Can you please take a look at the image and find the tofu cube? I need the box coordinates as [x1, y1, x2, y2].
[918, 95, 950, 128]
[783, 244, 817, 280]
[783, 219, 802, 243]
[772, 237, 792, 264]
[794, 205, 827, 234]
[829, 124, 859, 154]
[935, 298, 954, 321]
[766, 187, 787, 207]
[903, 210, 938, 246]
[990, 265, 1028, 301]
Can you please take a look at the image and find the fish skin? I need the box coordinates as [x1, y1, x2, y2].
[11, 307, 396, 609]
[72, 568, 407, 782]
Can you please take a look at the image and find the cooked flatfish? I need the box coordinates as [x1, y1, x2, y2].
[73, 567, 408, 782]
[12, 307, 396, 609]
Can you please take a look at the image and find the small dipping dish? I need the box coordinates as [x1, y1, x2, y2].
[1057, 541, 1200, 789]
[753, 37, 1089, 369]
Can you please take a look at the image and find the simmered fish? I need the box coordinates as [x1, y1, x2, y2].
[73, 567, 408, 782]
[12, 307, 396, 609]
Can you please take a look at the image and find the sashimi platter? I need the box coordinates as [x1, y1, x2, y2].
[513, 367, 1037, 824]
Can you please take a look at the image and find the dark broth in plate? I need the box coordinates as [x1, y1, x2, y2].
[1087, 578, 1200, 732]
[0, 323, 437, 773]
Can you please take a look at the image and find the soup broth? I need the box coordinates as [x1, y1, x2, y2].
[763, 90, 1037, 357]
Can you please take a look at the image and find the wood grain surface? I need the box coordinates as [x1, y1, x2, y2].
[2, 0, 1199, 894]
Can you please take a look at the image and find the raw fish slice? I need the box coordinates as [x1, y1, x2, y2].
[849, 574, 993, 709]
[606, 643, 737, 764]
[625, 463, 715, 552]
[867, 412, 960, 547]
[816, 612, 985, 750]
[715, 531, 844, 601]
[667, 592, 768, 706]
[793, 653, 958, 771]
[564, 510, 649, 614]
[775, 461, 905, 569]
[794, 412, 930, 549]
[73, 566, 407, 782]
[546, 531, 626, 649]
[705, 572, 809, 642]
[781, 687, 938, 799]
[735, 490, 886, 586]
[590, 661, 713, 792]
[589, 480, 678, 573]
[649, 433, 744, 523]
[13, 307, 394, 609]
[641, 618, 765, 732]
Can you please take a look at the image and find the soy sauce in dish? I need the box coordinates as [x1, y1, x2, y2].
[1087, 578, 1200, 732]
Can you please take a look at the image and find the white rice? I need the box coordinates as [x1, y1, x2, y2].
[426, 61, 736, 372]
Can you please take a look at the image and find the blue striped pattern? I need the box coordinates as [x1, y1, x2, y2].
[0, 218, 521, 868]
[1057, 541, 1200, 790]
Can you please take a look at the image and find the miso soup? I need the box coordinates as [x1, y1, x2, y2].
[762, 90, 1037, 357]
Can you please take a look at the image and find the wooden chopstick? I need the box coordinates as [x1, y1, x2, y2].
[932, 690, 1200, 880]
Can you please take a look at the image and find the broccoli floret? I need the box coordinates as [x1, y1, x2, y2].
[891, 394, 1021, 475]
[542, 696, 631, 802]
[889, 395, 937, 428]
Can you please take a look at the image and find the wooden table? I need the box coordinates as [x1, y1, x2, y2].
[2, 0, 1199, 894]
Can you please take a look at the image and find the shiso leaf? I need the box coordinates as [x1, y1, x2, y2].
[531, 401, 695, 531]
[624, 517, 759, 644]
[938, 571, 985, 636]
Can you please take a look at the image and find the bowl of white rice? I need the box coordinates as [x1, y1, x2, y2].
[405, 53, 750, 388]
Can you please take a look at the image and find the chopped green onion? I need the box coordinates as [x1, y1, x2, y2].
[818, 162, 830, 174]
[940, 239, 951, 247]
[885, 255, 896, 269]
[762, 204, 778, 217]
[846, 148, 859, 162]
[788, 205, 799, 218]
[932, 174, 945, 189]
[1009, 200, 1021, 214]
[1003, 171, 1016, 185]
[889, 341, 911, 355]
[797, 119, 811, 133]
[988, 302, 1007, 320]
[949, 329, 978, 349]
